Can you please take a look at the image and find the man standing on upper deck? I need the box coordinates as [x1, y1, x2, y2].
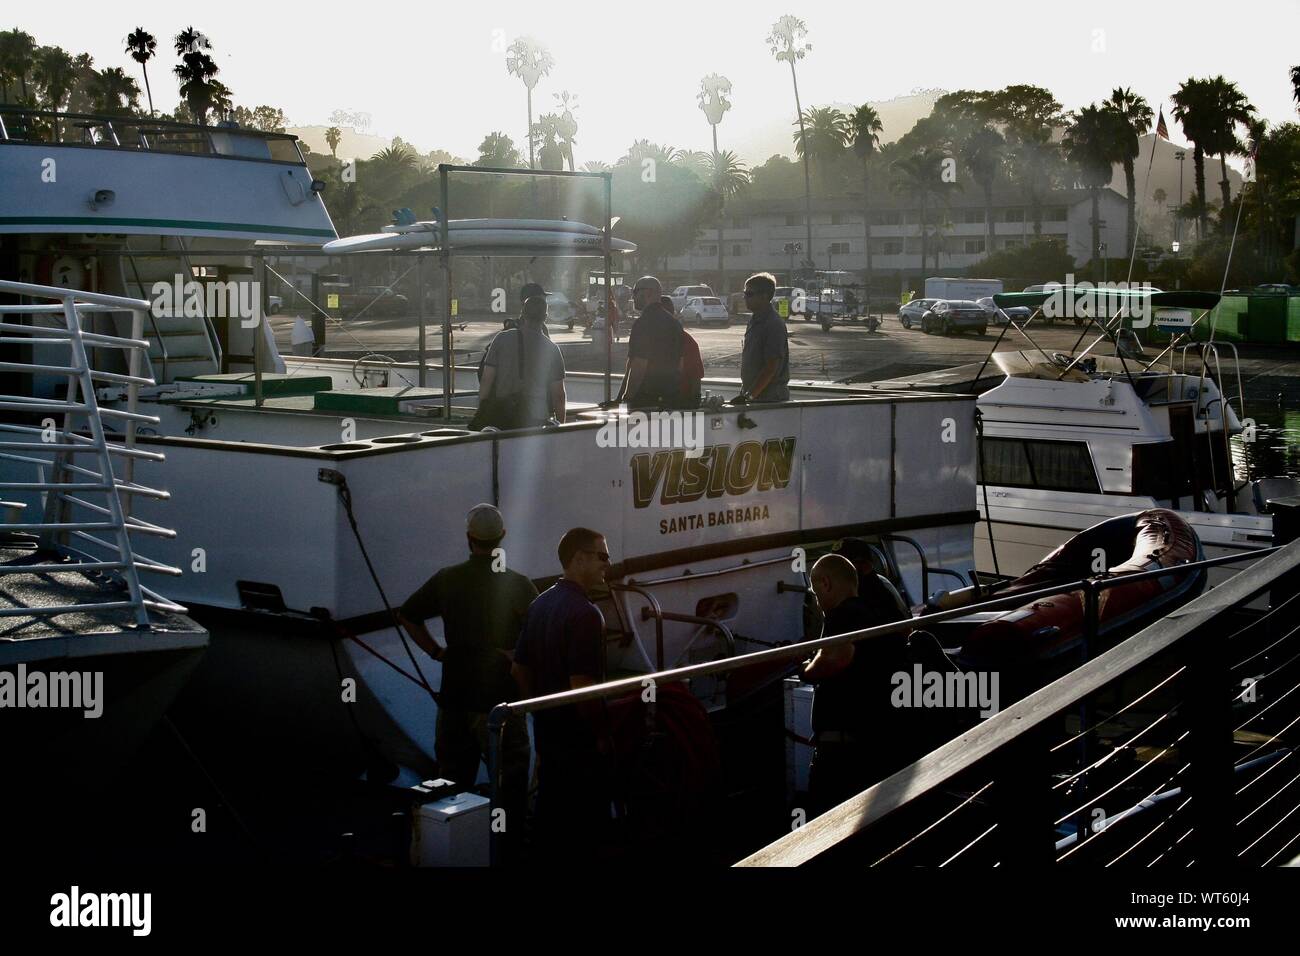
[619, 276, 682, 408]
[732, 272, 790, 404]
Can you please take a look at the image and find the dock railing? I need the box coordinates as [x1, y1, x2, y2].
[487, 540, 1300, 865]
[0, 278, 185, 626]
[740, 538, 1300, 867]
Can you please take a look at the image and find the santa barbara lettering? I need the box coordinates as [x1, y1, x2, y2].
[631, 437, 796, 509]
[660, 505, 772, 534]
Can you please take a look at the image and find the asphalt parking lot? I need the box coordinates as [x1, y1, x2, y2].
[272, 310, 1124, 384]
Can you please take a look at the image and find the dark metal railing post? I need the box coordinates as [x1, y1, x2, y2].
[486, 703, 509, 868]
[1185, 621, 1235, 865]
[993, 728, 1057, 865]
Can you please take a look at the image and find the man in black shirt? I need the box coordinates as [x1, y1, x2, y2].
[801, 553, 911, 816]
[734, 272, 790, 404]
[512, 526, 612, 857]
[398, 504, 536, 841]
[620, 276, 682, 408]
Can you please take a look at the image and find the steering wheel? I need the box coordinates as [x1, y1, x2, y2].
[352, 352, 401, 388]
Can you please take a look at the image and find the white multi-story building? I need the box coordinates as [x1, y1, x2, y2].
[663, 186, 1128, 294]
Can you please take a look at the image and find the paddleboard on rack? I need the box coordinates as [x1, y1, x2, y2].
[323, 225, 636, 255]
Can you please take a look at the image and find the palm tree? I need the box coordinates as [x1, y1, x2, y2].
[891, 149, 951, 277]
[553, 90, 578, 170]
[961, 125, 1004, 257]
[172, 29, 221, 124]
[325, 126, 342, 158]
[618, 140, 680, 167]
[699, 73, 734, 293]
[1063, 105, 1124, 268]
[704, 150, 750, 288]
[582, 160, 610, 173]
[1203, 76, 1255, 234]
[532, 115, 564, 172]
[767, 15, 815, 272]
[174, 51, 221, 124]
[849, 104, 883, 286]
[504, 37, 554, 170]
[124, 28, 157, 116]
[1172, 77, 1216, 240]
[793, 106, 850, 196]
[1102, 87, 1153, 258]
[373, 144, 417, 169]
[0, 29, 38, 102]
[88, 67, 141, 115]
[173, 27, 210, 57]
[33, 46, 75, 138]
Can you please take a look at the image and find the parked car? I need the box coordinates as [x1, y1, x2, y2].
[922, 300, 987, 336]
[976, 296, 1029, 325]
[680, 295, 730, 327]
[728, 291, 748, 316]
[898, 298, 939, 330]
[338, 286, 409, 318]
[670, 284, 714, 312]
[267, 295, 283, 315]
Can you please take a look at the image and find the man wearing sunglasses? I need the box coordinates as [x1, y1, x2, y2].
[731, 272, 790, 404]
[512, 527, 613, 858]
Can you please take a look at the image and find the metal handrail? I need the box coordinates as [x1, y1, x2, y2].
[0, 106, 301, 143]
[740, 538, 1299, 867]
[485, 545, 1277, 860]
[607, 582, 665, 669]
[651, 609, 737, 666]
[0, 279, 184, 626]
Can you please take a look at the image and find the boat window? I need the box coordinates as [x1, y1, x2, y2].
[981, 437, 1100, 493]
[1026, 440, 1100, 492]
[980, 437, 1033, 486]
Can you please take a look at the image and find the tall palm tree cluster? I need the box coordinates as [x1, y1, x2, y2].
[0, 25, 259, 128]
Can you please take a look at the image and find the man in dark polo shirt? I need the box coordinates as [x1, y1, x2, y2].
[620, 276, 682, 408]
[398, 504, 536, 834]
[733, 271, 790, 404]
[512, 526, 612, 857]
[801, 553, 911, 816]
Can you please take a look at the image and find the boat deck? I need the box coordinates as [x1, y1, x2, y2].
[0, 540, 207, 665]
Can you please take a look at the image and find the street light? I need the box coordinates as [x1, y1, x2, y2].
[1173, 149, 1186, 246]
[1171, 240, 1180, 254]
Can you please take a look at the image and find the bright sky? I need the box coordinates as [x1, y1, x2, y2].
[14, 0, 1300, 164]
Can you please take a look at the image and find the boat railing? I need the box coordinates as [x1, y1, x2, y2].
[486, 542, 1294, 864]
[0, 278, 185, 627]
[1177, 340, 1248, 500]
[0, 106, 306, 164]
[740, 534, 1300, 867]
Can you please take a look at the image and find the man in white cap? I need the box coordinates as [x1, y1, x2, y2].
[398, 503, 536, 851]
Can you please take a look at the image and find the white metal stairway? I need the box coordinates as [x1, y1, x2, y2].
[0, 278, 185, 627]
[118, 238, 222, 382]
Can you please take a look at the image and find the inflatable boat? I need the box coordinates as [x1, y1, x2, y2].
[955, 509, 1206, 667]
